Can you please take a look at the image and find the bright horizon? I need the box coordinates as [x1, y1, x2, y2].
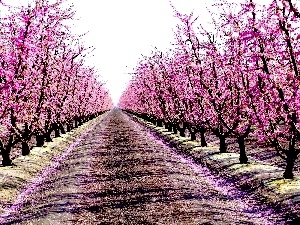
[70, 0, 215, 106]
[1, 0, 273, 105]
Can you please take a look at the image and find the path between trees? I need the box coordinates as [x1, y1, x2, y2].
[0, 110, 285, 224]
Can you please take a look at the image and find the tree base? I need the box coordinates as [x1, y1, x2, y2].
[283, 171, 294, 179]
[22, 142, 30, 156]
[239, 156, 248, 164]
[2, 158, 12, 166]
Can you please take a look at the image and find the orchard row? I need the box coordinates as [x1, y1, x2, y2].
[119, 0, 300, 179]
[0, 0, 112, 166]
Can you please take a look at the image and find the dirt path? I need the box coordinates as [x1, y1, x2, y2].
[0, 110, 282, 224]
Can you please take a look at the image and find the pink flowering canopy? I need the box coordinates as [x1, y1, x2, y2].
[0, 0, 112, 166]
[119, 0, 300, 179]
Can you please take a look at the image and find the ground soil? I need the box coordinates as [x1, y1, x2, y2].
[128, 113, 300, 224]
[0, 109, 298, 224]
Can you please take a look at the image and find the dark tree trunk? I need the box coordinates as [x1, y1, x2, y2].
[173, 123, 178, 134]
[153, 118, 157, 125]
[74, 119, 78, 128]
[164, 122, 168, 130]
[190, 132, 196, 141]
[219, 135, 227, 153]
[36, 134, 44, 147]
[238, 136, 248, 164]
[2, 150, 12, 166]
[179, 128, 185, 137]
[66, 123, 71, 132]
[145, 115, 150, 122]
[178, 123, 186, 137]
[60, 123, 66, 134]
[283, 148, 296, 179]
[1, 138, 13, 166]
[200, 130, 207, 147]
[54, 129, 60, 138]
[152, 118, 157, 125]
[22, 141, 30, 156]
[78, 118, 83, 126]
[168, 123, 173, 132]
[188, 125, 197, 141]
[22, 123, 30, 155]
[157, 120, 163, 127]
[45, 130, 52, 142]
[54, 123, 60, 138]
[70, 121, 74, 130]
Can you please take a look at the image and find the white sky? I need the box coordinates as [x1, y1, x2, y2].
[1, 0, 273, 105]
[70, 0, 215, 105]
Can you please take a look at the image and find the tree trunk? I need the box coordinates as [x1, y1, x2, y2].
[45, 130, 52, 142]
[36, 134, 44, 147]
[190, 132, 196, 141]
[200, 130, 207, 147]
[22, 123, 30, 155]
[173, 123, 178, 134]
[152, 119, 157, 126]
[70, 121, 74, 130]
[219, 135, 227, 153]
[54, 124, 60, 138]
[168, 123, 173, 132]
[2, 150, 12, 166]
[157, 120, 163, 127]
[151, 119, 156, 126]
[74, 119, 78, 128]
[238, 136, 248, 164]
[283, 157, 295, 179]
[22, 141, 30, 156]
[283, 148, 296, 179]
[164, 122, 168, 130]
[152, 118, 156, 125]
[66, 123, 71, 132]
[145, 115, 149, 122]
[60, 123, 66, 134]
[179, 127, 185, 137]
[78, 118, 83, 126]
